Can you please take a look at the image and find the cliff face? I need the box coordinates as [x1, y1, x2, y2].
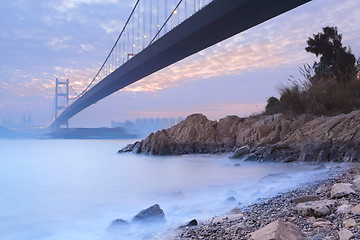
[119, 110, 360, 162]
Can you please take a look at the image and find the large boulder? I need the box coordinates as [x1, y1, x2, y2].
[249, 221, 304, 240]
[338, 229, 354, 240]
[295, 200, 337, 217]
[132, 204, 165, 223]
[229, 145, 250, 159]
[330, 183, 355, 198]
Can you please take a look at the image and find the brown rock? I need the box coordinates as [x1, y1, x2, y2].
[312, 219, 332, 228]
[351, 175, 360, 191]
[331, 183, 355, 198]
[337, 204, 352, 214]
[338, 229, 354, 240]
[295, 200, 337, 217]
[291, 195, 320, 204]
[350, 204, 360, 215]
[315, 185, 329, 194]
[229, 145, 250, 159]
[249, 220, 304, 240]
[342, 218, 357, 228]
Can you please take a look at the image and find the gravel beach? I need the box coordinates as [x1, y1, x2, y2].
[157, 163, 360, 240]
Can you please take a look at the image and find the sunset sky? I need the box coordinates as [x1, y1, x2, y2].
[1, 0, 359, 127]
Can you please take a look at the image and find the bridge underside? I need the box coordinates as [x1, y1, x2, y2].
[50, 0, 310, 127]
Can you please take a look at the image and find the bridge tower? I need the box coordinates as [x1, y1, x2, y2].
[55, 78, 69, 128]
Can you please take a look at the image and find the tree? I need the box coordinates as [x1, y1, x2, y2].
[305, 26, 357, 83]
[265, 96, 282, 114]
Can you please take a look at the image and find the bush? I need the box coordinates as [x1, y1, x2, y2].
[264, 27, 360, 116]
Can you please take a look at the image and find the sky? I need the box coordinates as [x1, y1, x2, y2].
[0, 0, 360, 128]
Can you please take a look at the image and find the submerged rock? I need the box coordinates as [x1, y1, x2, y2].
[260, 173, 291, 182]
[132, 204, 165, 223]
[179, 219, 198, 228]
[108, 218, 129, 230]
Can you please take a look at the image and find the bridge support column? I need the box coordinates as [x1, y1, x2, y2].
[54, 78, 69, 128]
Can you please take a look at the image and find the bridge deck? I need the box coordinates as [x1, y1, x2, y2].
[50, 0, 310, 127]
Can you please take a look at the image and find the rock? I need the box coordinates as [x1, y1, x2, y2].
[225, 196, 237, 203]
[180, 219, 198, 228]
[330, 183, 355, 198]
[309, 233, 326, 240]
[230, 207, 242, 214]
[312, 219, 332, 228]
[295, 200, 337, 217]
[260, 173, 291, 182]
[118, 110, 360, 158]
[249, 220, 304, 240]
[350, 204, 360, 214]
[342, 218, 357, 228]
[337, 204, 351, 214]
[338, 229, 354, 240]
[229, 145, 250, 159]
[351, 175, 360, 191]
[291, 195, 320, 204]
[108, 218, 129, 230]
[315, 185, 329, 194]
[132, 204, 165, 222]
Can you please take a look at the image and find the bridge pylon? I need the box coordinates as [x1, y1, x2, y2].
[54, 78, 69, 128]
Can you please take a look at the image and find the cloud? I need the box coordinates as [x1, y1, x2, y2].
[80, 43, 94, 51]
[53, 0, 119, 12]
[100, 19, 123, 34]
[121, 0, 360, 93]
[47, 36, 72, 50]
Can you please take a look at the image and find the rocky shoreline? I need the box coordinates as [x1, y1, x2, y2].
[156, 163, 360, 240]
[119, 110, 360, 163]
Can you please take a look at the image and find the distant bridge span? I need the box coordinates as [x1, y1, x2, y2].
[50, 0, 310, 127]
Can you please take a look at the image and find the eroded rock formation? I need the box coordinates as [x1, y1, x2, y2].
[119, 110, 360, 162]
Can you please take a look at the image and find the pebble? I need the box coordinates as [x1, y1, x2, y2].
[165, 164, 360, 240]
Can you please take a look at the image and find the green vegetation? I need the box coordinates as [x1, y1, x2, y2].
[265, 26, 360, 116]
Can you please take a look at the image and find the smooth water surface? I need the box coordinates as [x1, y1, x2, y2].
[0, 139, 334, 240]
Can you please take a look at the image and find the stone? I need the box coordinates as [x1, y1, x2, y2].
[260, 173, 291, 182]
[291, 195, 320, 204]
[315, 185, 329, 194]
[249, 220, 304, 240]
[295, 200, 337, 217]
[330, 183, 355, 198]
[226, 213, 244, 221]
[132, 204, 165, 222]
[180, 219, 198, 228]
[338, 229, 354, 240]
[309, 233, 325, 240]
[350, 204, 360, 215]
[312, 219, 332, 228]
[229, 145, 250, 159]
[352, 176, 360, 191]
[342, 218, 357, 228]
[225, 196, 237, 203]
[337, 204, 351, 214]
[230, 207, 242, 214]
[108, 218, 129, 230]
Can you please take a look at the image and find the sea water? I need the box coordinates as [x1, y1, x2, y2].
[0, 139, 336, 240]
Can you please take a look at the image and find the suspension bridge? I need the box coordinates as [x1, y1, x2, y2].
[50, 0, 311, 128]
